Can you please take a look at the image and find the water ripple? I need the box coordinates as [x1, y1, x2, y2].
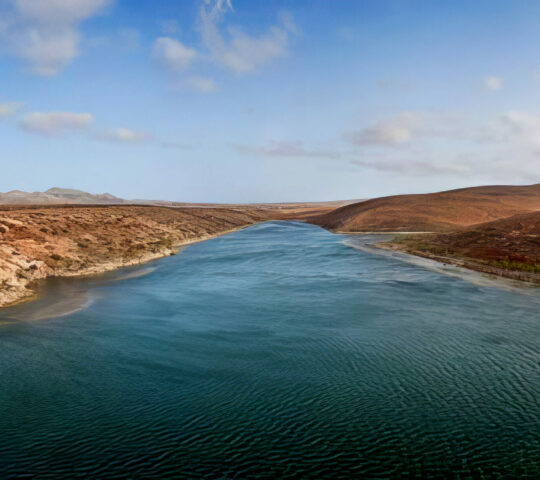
[1, 222, 540, 478]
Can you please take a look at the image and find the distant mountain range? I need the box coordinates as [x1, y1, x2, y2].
[0, 188, 126, 205]
[0, 188, 361, 209]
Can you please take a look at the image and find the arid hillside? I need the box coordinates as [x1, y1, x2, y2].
[0, 205, 272, 307]
[308, 184, 540, 232]
[391, 211, 540, 269]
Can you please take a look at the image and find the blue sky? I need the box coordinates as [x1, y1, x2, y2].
[1, 0, 540, 202]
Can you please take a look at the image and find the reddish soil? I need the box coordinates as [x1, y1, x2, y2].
[391, 211, 540, 270]
[308, 184, 540, 233]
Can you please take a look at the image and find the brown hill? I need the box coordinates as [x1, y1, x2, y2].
[308, 184, 540, 232]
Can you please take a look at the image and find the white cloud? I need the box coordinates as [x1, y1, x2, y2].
[19, 112, 94, 135]
[18, 111, 152, 144]
[152, 1, 295, 92]
[484, 75, 503, 91]
[153, 37, 197, 71]
[199, 0, 295, 74]
[16, 29, 80, 76]
[346, 112, 474, 148]
[186, 75, 218, 93]
[0, 102, 24, 119]
[97, 127, 152, 143]
[344, 109, 540, 181]
[347, 112, 426, 147]
[500, 111, 540, 147]
[0, 0, 110, 75]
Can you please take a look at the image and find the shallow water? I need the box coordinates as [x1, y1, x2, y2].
[1, 221, 540, 478]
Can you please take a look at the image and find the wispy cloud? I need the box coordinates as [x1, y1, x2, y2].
[235, 140, 337, 159]
[153, 0, 296, 92]
[152, 37, 197, 71]
[499, 111, 540, 147]
[345, 112, 470, 147]
[343, 108, 540, 181]
[19, 111, 94, 135]
[351, 156, 471, 176]
[0, 0, 111, 76]
[199, 0, 295, 74]
[0, 102, 24, 119]
[346, 112, 425, 147]
[96, 127, 152, 143]
[17, 109, 154, 145]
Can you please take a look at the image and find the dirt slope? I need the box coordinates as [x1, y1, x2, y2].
[392, 211, 540, 269]
[308, 184, 540, 232]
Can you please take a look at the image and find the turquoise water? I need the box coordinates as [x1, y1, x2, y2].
[1, 221, 540, 478]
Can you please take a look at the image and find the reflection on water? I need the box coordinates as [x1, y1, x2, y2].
[1, 221, 540, 478]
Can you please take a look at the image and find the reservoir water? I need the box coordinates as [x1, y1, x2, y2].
[1, 221, 540, 478]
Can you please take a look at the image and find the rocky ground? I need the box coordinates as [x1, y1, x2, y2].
[0, 205, 275, 307]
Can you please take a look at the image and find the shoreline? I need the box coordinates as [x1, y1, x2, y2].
[330, 225, 540, 287]
[335, 230, 435, 235]
[0, 223, 256, 309]
[376, 241, 540, 286]
[5, 219, 538, 310]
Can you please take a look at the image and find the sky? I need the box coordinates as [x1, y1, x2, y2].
[1, 0, 540, 202]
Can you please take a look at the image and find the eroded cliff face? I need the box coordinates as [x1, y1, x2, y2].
[0, 206, 270, 307]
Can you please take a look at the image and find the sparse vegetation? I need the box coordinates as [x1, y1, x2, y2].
[488, 260, 540, 274]
[384, 210, 540, 281]
[0, 204, 278, 307]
